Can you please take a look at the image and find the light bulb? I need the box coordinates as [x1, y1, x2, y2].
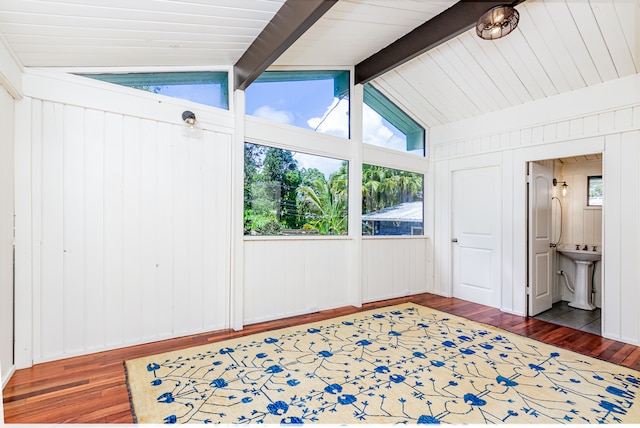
[561, 185, 568, 197]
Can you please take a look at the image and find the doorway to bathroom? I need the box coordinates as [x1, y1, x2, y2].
[527, 153, 603, 335]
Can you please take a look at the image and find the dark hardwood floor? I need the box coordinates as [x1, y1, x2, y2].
[4, 292, 640, 423]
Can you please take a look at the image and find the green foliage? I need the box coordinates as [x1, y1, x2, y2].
[298, 177, 348, 235]
[362, 164, 422, 213]
[243, 146, 423, 236]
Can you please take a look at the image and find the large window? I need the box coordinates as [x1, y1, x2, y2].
[244, 143, 348, 236]
[78, 71, 229, 109]
[246, 71, 350, 138]
[361, 165, 424, 236]
[363, 84, 425, 156]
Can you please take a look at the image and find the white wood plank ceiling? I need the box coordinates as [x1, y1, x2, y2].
[273, 0, 456, 66]
[0, 0, 287, 67]
[373, 0, 640, 127]
[0, 0, 637, 127]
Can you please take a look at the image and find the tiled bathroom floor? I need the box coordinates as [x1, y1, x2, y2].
[534, 301, 601, 335]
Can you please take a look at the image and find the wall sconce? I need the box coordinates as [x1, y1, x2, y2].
[553, 178, 569, 197]
[182, 110, 202, 138]
[476, 4, 520, 40]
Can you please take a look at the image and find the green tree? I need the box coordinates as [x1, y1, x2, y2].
[262, 147, 301, 229]
[299, 177, 348, 234]
[362, 164, 422, 212]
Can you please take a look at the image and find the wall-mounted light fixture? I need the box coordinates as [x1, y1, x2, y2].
[476, 4, 520, 40]
[182, 110, 202, 138]
[553, 178, 569, 197]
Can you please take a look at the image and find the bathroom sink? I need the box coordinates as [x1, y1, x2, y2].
[558, 247, 601, 262]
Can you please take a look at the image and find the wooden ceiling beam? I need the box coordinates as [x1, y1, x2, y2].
[233, 0, 338, 91]
[355, 1, 525, 85]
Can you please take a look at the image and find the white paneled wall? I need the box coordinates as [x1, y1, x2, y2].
[243, 238, 353, 325]
[603, 133, 640, 344]
[0, 85, 14, 385]
[362, 237, 430, 303]
[16, 73, 233, 364]
[430, 74, 640, 344]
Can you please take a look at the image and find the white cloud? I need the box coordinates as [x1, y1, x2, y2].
[293, 152, 344, 178]
[307, 98, 349, 138]
[252, 105, 294, 125]
[362, 104, 406, 151]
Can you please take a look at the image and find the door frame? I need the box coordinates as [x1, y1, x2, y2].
[513, 139, 605, 317]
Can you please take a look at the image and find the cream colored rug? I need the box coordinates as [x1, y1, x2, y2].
[125, 303, 640, 424]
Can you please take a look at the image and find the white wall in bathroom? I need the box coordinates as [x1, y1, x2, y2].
[558, 160, 603, 248]
[557, 160, 603, 306]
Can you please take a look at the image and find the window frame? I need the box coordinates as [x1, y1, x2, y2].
[587, 175, 603, 207]
[362, 83, 425, 157]
[243, 142, 350, 238]
[76, 70, 230, 110]
[245, 69, 351, 138]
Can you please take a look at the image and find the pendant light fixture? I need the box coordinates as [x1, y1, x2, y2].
[476, 4, 520, 40]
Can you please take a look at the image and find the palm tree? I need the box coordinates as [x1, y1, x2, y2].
[299, 178, 348, 235]
[362, 165, 422, 211]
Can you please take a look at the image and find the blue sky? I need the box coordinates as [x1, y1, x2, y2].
[245, 76, 411, 176]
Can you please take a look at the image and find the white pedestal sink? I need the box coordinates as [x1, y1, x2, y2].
[558, 246, 601, 311]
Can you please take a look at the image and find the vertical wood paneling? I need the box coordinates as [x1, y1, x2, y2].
[172, 126, 190, 335]
[103, 112, 125, 347]
[62, 105, 86, 354]
[187, 137, 204, 331]
[139, 119, 159, 341]
[122, 116, 143, 343]
[83, 109, 105, 351]
[204, 131, 232, 328]
[0, 86, 15, 384]
[362, 238, 428, 303]
[40, 101, 65, 358]
[618, 132, 640, 342]
[30, 100, 42, 361]
[156, 122, 175, 337]
[243, 239, 352, 324]
[603, 135, 622, 337]
[28, 85, 233, 362]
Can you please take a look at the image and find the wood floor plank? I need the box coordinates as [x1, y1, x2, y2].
[3, 292, 639, 423]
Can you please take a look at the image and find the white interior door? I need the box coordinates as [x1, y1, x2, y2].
[452, 166, 501, 308]
[528, 162, 553, 316]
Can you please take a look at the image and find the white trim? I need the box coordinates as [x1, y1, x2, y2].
[512, 139, 605, 317]
[349, 82, 363, 308]
[363, 144, 428, 175]
[0, 33, 23, 99]
[245, 115, 350, 161]
[244, 235, 351, 242]
[13, 97, 33, 369]
[231, 89, 245, 331]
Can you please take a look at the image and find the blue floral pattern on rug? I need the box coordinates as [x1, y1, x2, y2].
[127, 304, 640, 424]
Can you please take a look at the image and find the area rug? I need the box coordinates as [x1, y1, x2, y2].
[125, 303, 640, 424]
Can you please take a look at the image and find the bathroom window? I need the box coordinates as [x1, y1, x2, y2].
[588, 176, 603, 206]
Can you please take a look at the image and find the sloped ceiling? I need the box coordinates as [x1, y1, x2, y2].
[372, 0, 639, 127]
[0, 0, 288, 67]
[0, 0, 637, 128]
